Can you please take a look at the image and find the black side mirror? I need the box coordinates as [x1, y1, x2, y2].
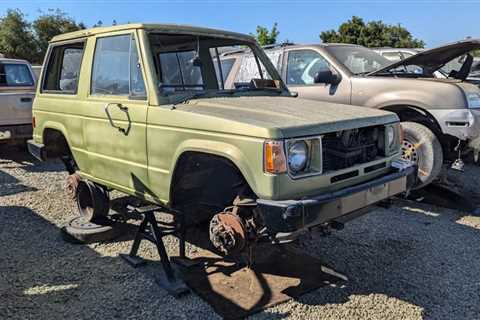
[314, 70, 341, 85]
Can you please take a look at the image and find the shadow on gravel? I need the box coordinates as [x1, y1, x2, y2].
[0, 145, 63, 173]
[0, 169, 37, 196]
[293, 204, 480, 320]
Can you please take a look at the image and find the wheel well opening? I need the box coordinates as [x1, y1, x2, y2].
[43, 129, 71, 159]
[170, 152, 253, 224]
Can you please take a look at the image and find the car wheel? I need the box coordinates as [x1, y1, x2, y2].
[401, 121, 443, 189]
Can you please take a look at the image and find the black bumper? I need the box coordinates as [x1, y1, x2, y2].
[256, 166, 416, 237]
[27, 140, 46, 161]
[0, 124, 32, 141]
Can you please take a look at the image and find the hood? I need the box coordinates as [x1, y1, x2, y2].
[369, 39, 480, 76]
[175, 96, 398, 138]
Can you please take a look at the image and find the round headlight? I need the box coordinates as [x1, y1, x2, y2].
[288, 141, 308, 172]
[386, 126, 395, 148]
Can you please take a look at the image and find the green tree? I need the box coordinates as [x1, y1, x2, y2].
[0, 9, 37, 61]
[32, 9, 85, 63]
[252, 23, 279, 46]
[320, 16, 425, 48]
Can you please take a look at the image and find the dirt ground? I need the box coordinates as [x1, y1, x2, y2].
[1, 145, 480, 320]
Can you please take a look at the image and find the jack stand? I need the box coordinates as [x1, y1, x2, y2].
[120, 205, 190, 297]
[451, 139, 465, 172]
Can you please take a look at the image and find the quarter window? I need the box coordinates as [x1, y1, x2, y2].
[286, 50, 331, 85]
[42, 42, 85, 93]
[91, 34, 146, 98]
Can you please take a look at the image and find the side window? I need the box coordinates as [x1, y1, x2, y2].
[42, 42, 85, 93]
[91, 34, 146, 98]
[286, 50, 330, 85]
[382, 52, 403, 62]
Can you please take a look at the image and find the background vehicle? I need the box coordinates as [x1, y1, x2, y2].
[224, 40, 480, 188]
[28, 23, 414, 255]
[0, 58, 36, 143]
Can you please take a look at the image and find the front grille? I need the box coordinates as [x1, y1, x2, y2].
[322, 125, 384, 173]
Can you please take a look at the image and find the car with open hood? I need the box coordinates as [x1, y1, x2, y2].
[27, 24, 415, 256]
[223, 40, 480, 188]
[0, 58, 36, 143]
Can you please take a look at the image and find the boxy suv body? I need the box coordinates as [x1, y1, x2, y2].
[28, 24, 414, 254]
[0, 58, 36, 142]
[223, 41, 480, 187]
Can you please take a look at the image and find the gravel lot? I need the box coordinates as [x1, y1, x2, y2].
[1, 145, 480, 320]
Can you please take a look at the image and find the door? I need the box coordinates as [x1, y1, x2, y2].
[284, 49, 351, 104]
[0, 62, 35, 126]
[83, 33, 149, 194]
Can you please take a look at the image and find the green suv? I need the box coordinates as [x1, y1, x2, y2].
[28, 24, 415, 255]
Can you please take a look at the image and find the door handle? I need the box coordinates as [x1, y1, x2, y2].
[104, 103, 132, 135]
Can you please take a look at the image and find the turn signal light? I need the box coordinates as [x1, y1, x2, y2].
[264, 140, 287, 174]
[32, 116, 36, 129]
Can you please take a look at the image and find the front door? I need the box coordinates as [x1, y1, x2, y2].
[284, 49, 351, 104]
[83, 32, 149, 195]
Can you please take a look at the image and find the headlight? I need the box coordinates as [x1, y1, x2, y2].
[385, 123, 401, 155]
[467, 92, 480, 108]
[386, 126, 395, 148]
[288, 141, 308, 172]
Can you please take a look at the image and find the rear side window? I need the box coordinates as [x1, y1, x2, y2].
[42, 42, 85, 94]
[0, 63, 34, 87]
[91, 34, 146, 98]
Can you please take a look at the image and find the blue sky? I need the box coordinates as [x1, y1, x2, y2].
[1, 0, 479, 48]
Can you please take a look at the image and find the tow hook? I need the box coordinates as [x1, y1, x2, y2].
[451, 139, 465, 172]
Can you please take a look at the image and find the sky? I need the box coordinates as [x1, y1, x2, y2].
[1, 0, 479, 48]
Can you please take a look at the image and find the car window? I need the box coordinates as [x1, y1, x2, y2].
[92, 34, 146, 97]
[159, 50, 203, 90]
[210, 47, 236, 89]
[0, 63, 34, 87]
[382, 52, 402, 62]
[286, 50, 330, 85]
[234, 53, 272, 84]
[325, 46, 390, 75]
[43, 42, 85, 93]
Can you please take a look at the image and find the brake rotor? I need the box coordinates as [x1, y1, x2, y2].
[66, 173, 81, 199]
[209, 212, 247, 256]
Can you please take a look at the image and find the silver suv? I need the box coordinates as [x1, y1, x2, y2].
[0, 58, 36, 143]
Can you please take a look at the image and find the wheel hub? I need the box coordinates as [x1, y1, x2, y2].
[402, 140, 419, 164]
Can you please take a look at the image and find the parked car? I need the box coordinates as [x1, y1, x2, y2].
[374, 47, 480, 86]
[223, 40, 480, 188]
[0, 58, 36, 143]
[27, 23, 415, 255]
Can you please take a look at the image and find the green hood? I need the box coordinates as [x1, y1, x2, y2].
[175, 96, 398, 138]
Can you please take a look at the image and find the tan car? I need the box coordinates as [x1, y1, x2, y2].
[0, 58, 36, 143]
[222, 40, 480, 187]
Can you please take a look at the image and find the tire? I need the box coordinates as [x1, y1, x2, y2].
[401, 121, 443, 189]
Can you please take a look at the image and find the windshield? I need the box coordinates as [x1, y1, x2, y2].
[325, 45, 391, 75]
[149, 33, 284, 103]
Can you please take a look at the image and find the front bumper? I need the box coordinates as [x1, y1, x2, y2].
[256, 165, 416, 240]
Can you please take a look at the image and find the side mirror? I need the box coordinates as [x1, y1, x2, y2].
[314, 70, 341, 85]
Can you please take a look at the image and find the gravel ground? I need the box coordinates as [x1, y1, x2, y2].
[1, 145, 480, 320]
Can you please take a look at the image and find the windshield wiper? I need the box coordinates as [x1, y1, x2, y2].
[171, 91, 207, 105]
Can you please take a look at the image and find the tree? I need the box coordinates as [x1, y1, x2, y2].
[0, 9, 37, 62]
[320, 16, 425, 48]
[252, 23, 279, 46]
[32, 9, 85, 63]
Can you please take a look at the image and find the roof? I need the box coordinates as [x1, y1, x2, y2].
[0, 58, 30, 64]
[51, 23, 256, 43]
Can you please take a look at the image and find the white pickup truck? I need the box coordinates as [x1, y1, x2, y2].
[0, 58, 36, 143]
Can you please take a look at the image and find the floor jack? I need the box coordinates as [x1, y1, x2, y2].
[119, 204, 190, 297]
